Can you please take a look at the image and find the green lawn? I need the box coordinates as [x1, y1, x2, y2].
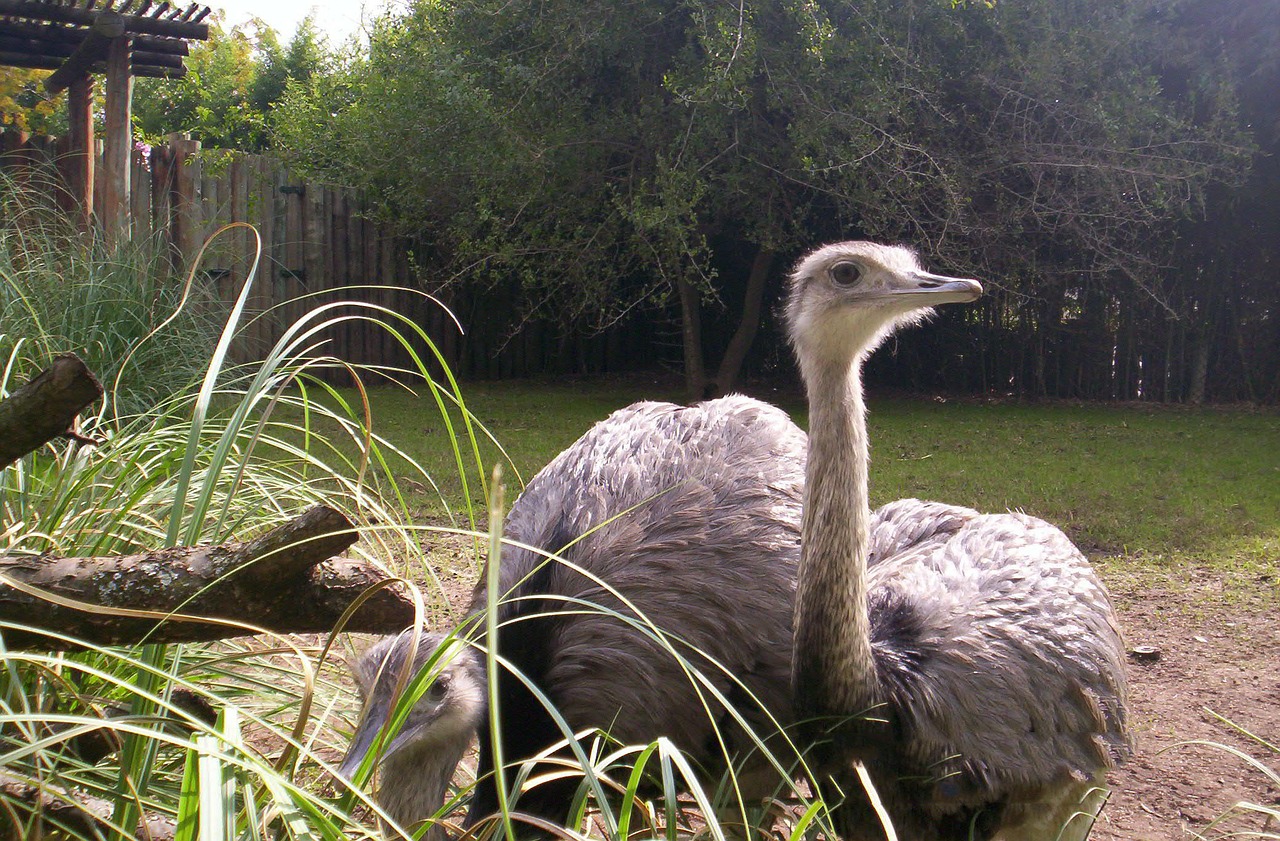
[349, 377, 1279, 580]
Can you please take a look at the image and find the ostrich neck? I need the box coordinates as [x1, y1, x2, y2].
[381, 734, 471, 841]
[794, 354, 877, 718]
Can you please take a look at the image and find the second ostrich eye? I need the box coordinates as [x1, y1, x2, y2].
[830, 262, 862, 287]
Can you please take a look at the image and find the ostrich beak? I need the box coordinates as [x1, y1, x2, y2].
[891, 271, 983, 306]
[339, 699, 442, 781]
[339, 700, 428, 782]
[338, 701, 390, 782]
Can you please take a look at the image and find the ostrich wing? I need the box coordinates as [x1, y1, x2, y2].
[865, 500, 1131, 801]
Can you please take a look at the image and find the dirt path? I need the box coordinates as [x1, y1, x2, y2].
[1094, 569, 1280, 840]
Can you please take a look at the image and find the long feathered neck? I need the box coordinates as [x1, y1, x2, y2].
[380, 726, 476, 841]
[793, 349, 878, 719]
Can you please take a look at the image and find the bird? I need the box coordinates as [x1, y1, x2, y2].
[342, 631, 486, 838]
[339, 396, 808, 836]
[783, 241, 1132, 841]
[341, 240, 1132, 841]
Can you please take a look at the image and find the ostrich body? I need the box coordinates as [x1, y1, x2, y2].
[785, 242, 1131, 840]
[341, 396, 806, 834]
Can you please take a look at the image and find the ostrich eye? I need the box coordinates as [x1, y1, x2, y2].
[830, 261, 862, 287]
[426, 678, 449, 703]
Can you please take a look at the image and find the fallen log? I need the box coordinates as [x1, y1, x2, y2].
[0, 353, 103, 470]
[0, 505, 417, 649]
[0, 770, 176, 841]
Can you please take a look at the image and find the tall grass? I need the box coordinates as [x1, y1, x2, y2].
[0, 175, 503, 839]
[0, 171, 229, 418]
[0, 182, 811, 841]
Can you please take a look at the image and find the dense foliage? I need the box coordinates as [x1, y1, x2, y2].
[276, 0, 1271, 402]
[132, 15, 332, 151]
[0, 67, 63, 134]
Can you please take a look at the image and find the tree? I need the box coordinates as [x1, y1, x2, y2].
[133, 15, 333, 151]
[277, 0, 1246, 399]
[0, 68, 64, 135]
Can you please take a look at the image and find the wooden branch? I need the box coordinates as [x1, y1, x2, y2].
[0, 506, 417, 650]
[0, 770, 175, 841]
[0, 353, 103, 471]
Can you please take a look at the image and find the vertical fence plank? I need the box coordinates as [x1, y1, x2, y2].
[303, 178, 328, 357]
[281, 170, 304, 345]
[170, 135, 202, 274]
[130, 145, 150, 242]
[230, 155, 250, 354]
[254, 155, 278, 357]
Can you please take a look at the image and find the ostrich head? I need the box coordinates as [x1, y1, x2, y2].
[339, 630, 485, 836]
[784, 241, 982, 378]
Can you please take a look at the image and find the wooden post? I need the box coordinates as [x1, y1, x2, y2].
[170, 134, 202, 271]
[67, 75, 95, 231]
[102, 32, 134, 247]
[150, 142, 173, 261]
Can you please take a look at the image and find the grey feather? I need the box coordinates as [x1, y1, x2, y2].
[343, 396, 808, 830]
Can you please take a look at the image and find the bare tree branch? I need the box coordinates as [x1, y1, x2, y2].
[0, 354, 103, 470]
[0, 505, 416, 650]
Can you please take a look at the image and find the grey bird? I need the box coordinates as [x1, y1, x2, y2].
[340, 396, 808, 836]
[340, 241, 1131, 841]
[784, 241, 1132, 840]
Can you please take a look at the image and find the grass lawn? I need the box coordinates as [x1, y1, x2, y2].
[345, 375, 1279, 587]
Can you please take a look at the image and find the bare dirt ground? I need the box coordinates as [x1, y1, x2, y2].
[1092, 568, 1280, 840]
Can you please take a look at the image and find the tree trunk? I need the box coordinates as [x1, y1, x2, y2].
[1188, 327, 1211, 405]
[676, 274, 708, 399]
[709, 246, 776, 399]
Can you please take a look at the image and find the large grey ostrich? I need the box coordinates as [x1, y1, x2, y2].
[784, 241, 1132, 840]
[340, 396, 807, 836]
[341, 241, 1131, 841]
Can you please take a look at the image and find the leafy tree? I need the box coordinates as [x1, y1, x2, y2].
[251, 16, 330, 115]
[0, 68, 64, 135]
[134, 15, 332, 151]
[277, 0, 1246, 398]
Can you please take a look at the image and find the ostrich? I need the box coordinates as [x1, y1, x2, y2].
[340, 242, 1131, 841]
[340, 397, 807, 836]
[784, 241, 1132, 840]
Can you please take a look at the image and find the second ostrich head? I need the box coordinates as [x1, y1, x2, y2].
[339, 630, 485, 837]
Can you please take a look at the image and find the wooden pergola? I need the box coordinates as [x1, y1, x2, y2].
[0, 0, 211, 242]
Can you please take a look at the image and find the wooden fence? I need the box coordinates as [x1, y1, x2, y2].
[1, 128, 660, 380]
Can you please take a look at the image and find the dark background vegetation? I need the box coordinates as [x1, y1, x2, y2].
[3, 0, 1276, 403]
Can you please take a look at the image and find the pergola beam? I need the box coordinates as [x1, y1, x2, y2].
[0, 0, 210, 243]
[0, 0, 209, 39]
[0, 48, 185, 76]
[43, 11, 122, 94]
[0, 19, 190, 56]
